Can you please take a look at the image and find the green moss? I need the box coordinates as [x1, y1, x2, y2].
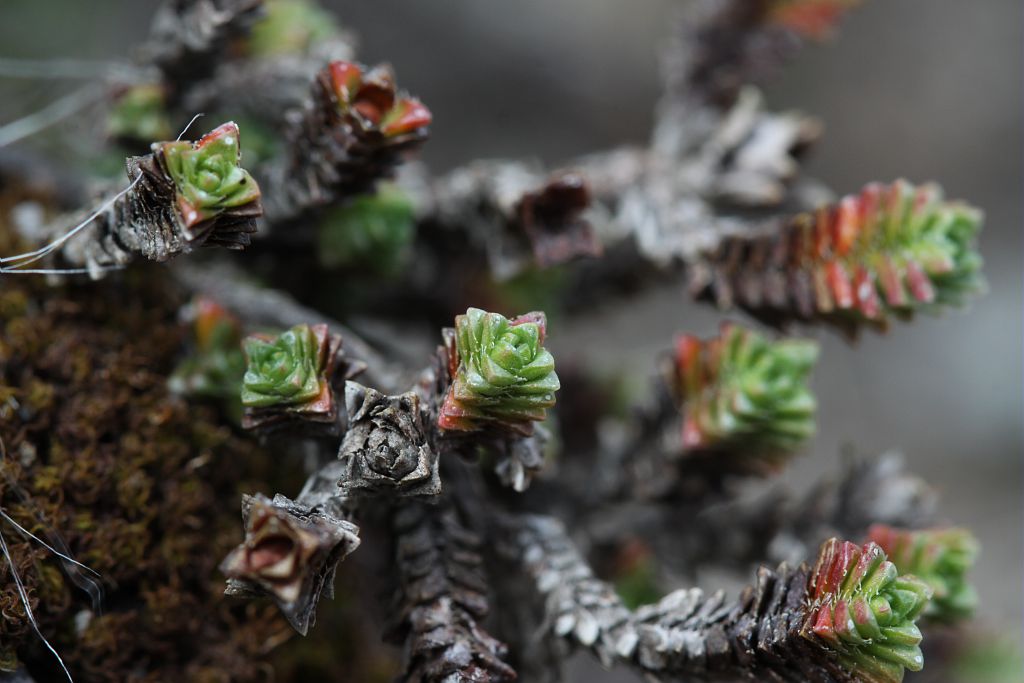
[0, 289, 28, 319]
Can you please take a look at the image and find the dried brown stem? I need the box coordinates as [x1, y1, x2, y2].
[387, 501, 516, 682]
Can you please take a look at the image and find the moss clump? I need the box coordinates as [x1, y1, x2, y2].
[0, 265, 291, 682]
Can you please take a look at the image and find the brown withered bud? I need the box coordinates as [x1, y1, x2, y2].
[516, 172, 601, 268]
[338, 382, 441, 498]
[221, 493, 360, 634]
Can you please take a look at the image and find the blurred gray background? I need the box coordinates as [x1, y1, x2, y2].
[334, 0, 1024, 643]
[1, 0, 1021, 678]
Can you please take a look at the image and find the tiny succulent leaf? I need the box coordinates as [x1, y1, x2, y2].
[241, 324, 327, 408]
[439, 308, 560, 434]
[803, 538, 933, 683]
[672, 322, 818, 464]
[867, 524, 979, 622]
[379, 97, 433, 137]
[160, 121, 261, 229]
[328, 60, 363, 103]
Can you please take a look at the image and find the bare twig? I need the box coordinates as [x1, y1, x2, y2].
[387, 501, 516, 682]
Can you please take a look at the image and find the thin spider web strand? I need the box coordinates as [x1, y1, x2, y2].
[0, 84, 105, 148]
[0, 57, 137, 81]
[0, 440, 105, 613]
[0, 175, 143, 268]
[0, 113, 205, 273]
[0, 265, 126, 275]
[0, 527, 75, 683]
[0, 510, 101, 577]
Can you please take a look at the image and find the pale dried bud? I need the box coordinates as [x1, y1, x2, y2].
[338, 382, 440, 498]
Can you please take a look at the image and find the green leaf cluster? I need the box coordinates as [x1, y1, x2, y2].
[242, 324, 325, 408]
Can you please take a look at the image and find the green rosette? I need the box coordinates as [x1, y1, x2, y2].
[438, 308, 560, 434]
[803, 538, 934, 683]
[241, 324, 325, 409]
[868, 525, 979, 622]
[674, 323, 818, 464]
[160, 121, 261, 229]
